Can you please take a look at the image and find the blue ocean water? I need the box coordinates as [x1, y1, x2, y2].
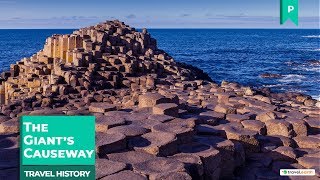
[0, 29, 319, 99]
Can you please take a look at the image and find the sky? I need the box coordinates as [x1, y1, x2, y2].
[0, 0, 319, 29]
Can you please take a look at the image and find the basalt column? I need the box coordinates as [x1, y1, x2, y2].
[0, 84, 4, 105]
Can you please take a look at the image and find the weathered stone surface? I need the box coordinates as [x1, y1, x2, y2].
[216, 92, 231, 104]
[265, 119, 293, 137]
[171, 153, 204, 179]
[261, 135, 295, 147]
[130, 118, 163, 130]
[151, 122, 195, 144]
[179, 142, 221, 178]
[96, 115, 126, 132]
[195, 136, 235, 156]
[153, 103, 179, 117]
[199, 110, 225, 124]
[100, 170, 147, 180]
[214, 104, 236, 114]
[297, 157, 320, 168]
[285, 118, 308, 137]
[0, 136, 19, 169]
[224, 126, 260, 154]
[286, 110, 307, 119]
[107, 150, 155, 168]
[138, 93, 169, 108]
[133, 157, 185, 178]
[148, 114, 174, 123]
[226, 114, 249, 122]
[195, 124, 226, 137]
[301, 149, 320, 158]
[95, 159, 127, 179]
[261, 143, 277, 153]
[309, 134, 320, 140]
[130, 132, 178, 156]
[304, 117, 320, 134]
[0, 119, 18, 134]
[96, 132, 126, 156]
[124, 111, 150, 123]
[241, 120, 266, 135]
[293, 136, 320, 149]
[169, 118, 196, 128]
[104, 110, 131, 117]
[256, 111, 276, 122]
[246, 153, 272, 167]
[153, 172, 192, 180]
[0, 116, 11, 124]
[107, 125, 149, 138]
[195, 136, 236, 178]
[269, 146, 297, 162]
[28, 109, 65, 115]
[89, 103, 116, 113]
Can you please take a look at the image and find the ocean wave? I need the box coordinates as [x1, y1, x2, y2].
[307, 60, 320, 66]
[263, 84, 284, 88]
[285, 60, 320, 72]
[284, 61, 300, 66]
[284, 59, 320, 66]
[312, 95, 320, 101]
[292, 67, 320, 72]
[278, 74, 306, 83]
[286, 89, 307, 93]
[302, 35, 320, 38]
[304, 67, 320, 72]
[298, 48, 320, 52]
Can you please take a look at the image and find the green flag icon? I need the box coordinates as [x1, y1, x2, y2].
[280, 0, 299, 26]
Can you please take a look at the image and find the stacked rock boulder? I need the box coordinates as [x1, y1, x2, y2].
[0, 20, 319, 180]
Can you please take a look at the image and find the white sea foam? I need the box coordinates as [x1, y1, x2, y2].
[278, 74, 306, 83]
[304, 67, 320, 72]
[302, 35, 320, 38]
[263, 84, 284, 88]
[306, 49, 320, 52]
[287, 89, 307, 93]
[292, 67, 320, 72]
[311, 95, 320, 101]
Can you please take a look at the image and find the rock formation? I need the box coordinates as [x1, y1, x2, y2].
[0, 20, 319, 179]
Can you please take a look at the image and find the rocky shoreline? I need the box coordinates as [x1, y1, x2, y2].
[0, 20, 319, 180]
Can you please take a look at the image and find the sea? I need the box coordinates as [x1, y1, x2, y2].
[0, 29, 319, 99]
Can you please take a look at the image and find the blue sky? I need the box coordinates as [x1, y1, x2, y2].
[0, 0, 318, 28]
